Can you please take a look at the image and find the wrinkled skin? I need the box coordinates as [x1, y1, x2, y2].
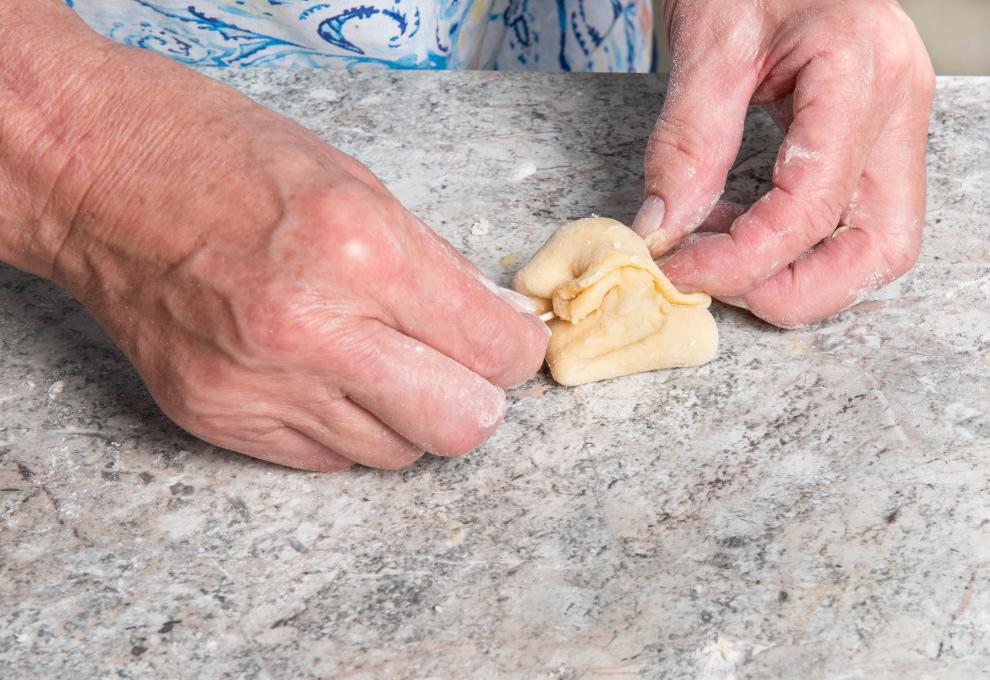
[0, 2, 548, 471]
[632, 0, 936, 328]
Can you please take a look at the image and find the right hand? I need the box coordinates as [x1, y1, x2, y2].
[632, 0, 935, 328]
[2, 25, 548, 471]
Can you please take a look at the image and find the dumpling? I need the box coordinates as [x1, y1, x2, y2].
[512, 217, 718, 385]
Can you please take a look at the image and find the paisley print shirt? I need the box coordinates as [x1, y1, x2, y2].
[65, 1, 653, 71]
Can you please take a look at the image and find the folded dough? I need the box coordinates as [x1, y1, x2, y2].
[512, 217, 718, 385]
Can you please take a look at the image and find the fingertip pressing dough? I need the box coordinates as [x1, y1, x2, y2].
[512, 217, 718, 386]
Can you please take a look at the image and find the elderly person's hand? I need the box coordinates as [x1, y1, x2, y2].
[632, 0, 936, 327]
[0, 2, 547, 471]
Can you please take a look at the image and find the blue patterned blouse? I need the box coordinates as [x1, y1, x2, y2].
[65, 1, 653, 72]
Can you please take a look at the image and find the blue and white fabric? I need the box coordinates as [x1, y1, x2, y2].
[65, 0, 654, 71]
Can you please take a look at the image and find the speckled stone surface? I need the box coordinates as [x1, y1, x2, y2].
[2, 71, 989, 679]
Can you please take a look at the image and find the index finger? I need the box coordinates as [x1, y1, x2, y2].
[384, 212, 551, 389]
[661, 55, 887, 297]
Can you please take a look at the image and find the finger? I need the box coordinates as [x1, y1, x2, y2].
[662, 55, 886, 297]
[299, 185, 547, 389]
[233, 425, 354, 472]
[383, 216, 549, 389]
[734, 225, 906, 328]
[342, 322, 507, 458]
[300, 189, 550, 386]
[632, 45, 756, 256]
[295, 395, 425, 470]
[653, 201, 747, 271]
[736, 113, 928, 327]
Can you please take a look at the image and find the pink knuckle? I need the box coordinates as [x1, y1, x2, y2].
[648, 118, 721, 179]
[324, 217, 402, 278]
[876, 36, 913, 76]
[290, 179, 409, 280]
[877, 216, 923, 278]
[239, 287, 330, 355]
[803, 196, 844, 235]
[324, 322, 390, 381]
[883, 242, 920, 279]
[857, 6, 919, 75]
[771, 186, 841, 237]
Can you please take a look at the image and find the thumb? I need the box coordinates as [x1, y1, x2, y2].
[632, 56, 755, 257]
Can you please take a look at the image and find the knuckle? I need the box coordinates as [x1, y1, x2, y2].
[875, 34, 913, 76]
[289, 178, 410, 281]
[327, 221, 401, 279]
[816, 4, 922, 91]
[876, 214, 923, 279]
[239, 284, 335, 355]
[647, 116, 722, 182]
[801, 195, 843, 236]
[859, 4, 919, 76]
[324, 320, 390, 382]
[773, 185, 842, 239]
[189, 409, 283, 452]
[881, 239, 920, 279]
[235, 192, 413, 360]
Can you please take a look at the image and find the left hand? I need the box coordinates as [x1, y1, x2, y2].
[632, 0, 936, 327]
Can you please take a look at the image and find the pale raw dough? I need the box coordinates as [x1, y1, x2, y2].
[512, 217, 718, 386]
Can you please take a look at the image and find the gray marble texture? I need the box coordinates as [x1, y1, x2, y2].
[2, 70, 989, 679]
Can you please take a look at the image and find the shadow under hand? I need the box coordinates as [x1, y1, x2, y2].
[0, 264, 200, 467]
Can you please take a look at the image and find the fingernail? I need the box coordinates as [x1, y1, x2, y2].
[644, 228, 668, 254]
[631, 194, 666, 238]
[495, 286, 543, 315]
[534, 315, 552, 339]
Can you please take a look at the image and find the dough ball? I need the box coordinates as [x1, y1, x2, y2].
[513, 217, 718, 385]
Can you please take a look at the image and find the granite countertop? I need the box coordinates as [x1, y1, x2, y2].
[2, 70, 989, 678]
